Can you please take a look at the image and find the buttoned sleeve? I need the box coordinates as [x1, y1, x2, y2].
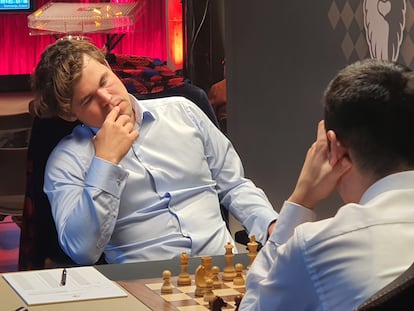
[85, 157, 127, 198]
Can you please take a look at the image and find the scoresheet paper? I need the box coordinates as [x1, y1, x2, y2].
[2, 266, 127, 305]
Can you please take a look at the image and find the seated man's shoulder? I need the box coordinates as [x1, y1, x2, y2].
[142, 96, 197, 111]
[53, 124, 95, 154]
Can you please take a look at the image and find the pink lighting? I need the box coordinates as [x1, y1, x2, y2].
[0, 0, 168, 75]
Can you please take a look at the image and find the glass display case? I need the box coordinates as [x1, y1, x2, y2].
[27, 1, 143, 35]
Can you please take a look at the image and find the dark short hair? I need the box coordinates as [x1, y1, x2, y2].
[324, 58, 414, 177]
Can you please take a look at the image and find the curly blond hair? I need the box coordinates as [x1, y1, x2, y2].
[30, 39, 106, 118]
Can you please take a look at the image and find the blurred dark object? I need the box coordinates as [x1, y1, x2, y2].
[355, 262, 414, 310]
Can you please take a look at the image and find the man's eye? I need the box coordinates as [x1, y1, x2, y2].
[81, 97, 92, 106]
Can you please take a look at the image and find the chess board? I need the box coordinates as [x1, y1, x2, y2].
[119, 274, 246, 311]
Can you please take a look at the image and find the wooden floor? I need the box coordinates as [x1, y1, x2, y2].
[0, 216, 20, 273]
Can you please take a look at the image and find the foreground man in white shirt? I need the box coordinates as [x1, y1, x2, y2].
[240, 58, 414, 310]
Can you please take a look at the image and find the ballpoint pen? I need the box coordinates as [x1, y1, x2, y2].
[60, 268, 67, 286]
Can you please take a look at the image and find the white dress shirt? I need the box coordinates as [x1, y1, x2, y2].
[240, 171, 414, 311]
[45, 95, 278, 264]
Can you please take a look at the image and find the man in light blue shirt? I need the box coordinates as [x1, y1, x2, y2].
[30, 39, 278, 265]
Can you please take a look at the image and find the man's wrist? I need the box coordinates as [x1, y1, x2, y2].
[287, 192, 316, 210]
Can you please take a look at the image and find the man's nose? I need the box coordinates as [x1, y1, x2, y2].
[96, 88, 112, 104]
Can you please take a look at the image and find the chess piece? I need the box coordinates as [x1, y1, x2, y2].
[211, 265, 223, 288]
[209, 296, 227, 311]
[222, 242, 237, 281]
[194, 264, 207, 297]
[233, 263, 245, 286]
[202, 256, 213, 280]
[234, 295, 243, 311]
[177, 252, 192, 286]
[161, 270, 173, 294]
[203, 278, 215, 302]
[247, 235, 259, 270]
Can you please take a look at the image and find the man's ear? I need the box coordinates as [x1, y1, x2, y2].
[58, 112, 78, 122]
[327, 130, 347, 166]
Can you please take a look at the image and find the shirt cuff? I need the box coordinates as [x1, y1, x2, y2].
[269, 201, 316, 246]
[85, 157, 129, 198]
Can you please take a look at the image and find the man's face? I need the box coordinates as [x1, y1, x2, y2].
[70, 54, 133, 128]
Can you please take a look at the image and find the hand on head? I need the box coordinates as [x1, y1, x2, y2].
[288, 120, 352, 209]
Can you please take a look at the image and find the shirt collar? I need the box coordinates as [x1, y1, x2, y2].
[129, 94, 156, 128]
[360, 170, 414, 204]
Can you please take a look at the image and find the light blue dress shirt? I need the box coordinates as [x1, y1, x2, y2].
[240, 171, 414, 311]
[45, 95, 278, 264]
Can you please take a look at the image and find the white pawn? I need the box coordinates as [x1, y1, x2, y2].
[233, 263, 245, 286]
[161, 270, 173, 294]
[177, 252, 192, 286]
[212, 265, 223, 288]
